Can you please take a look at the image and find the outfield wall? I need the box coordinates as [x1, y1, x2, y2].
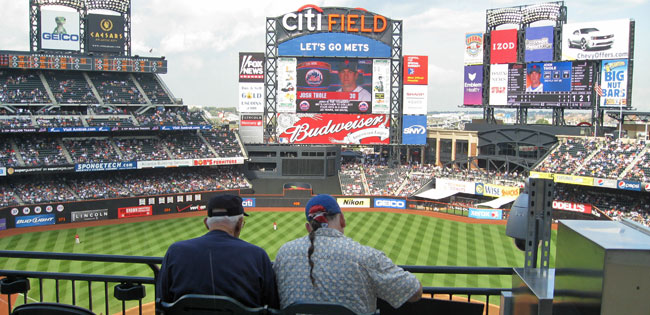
[1, 188, 604, 231]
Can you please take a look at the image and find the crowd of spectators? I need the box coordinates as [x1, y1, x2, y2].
[0, 71, 51, 104]
[578, 140, 645, 179]
[163, 133, 214, 159]
[0, 167, 251, 206]
[135, 108, 185, 126]
[537, 137, 600, 174]
[365, 164, 410, 196]
[0, 117, 33, 129]
[201, 130, 243, 157]
[35, 116, 84, 128]
[63, 138, 121, 163]
[0, 140, 18, 167]
[15, 137, 69, 166]
[45, 71, 97, 104]
[114, 137, 169, 161]
[133, 73, 173, 104]
[339, 163, 366, 195]
[91, 73, 146, 104]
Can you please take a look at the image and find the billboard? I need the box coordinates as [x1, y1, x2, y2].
[404, 55, 428, 85]
[294, 58, 373, 113]
[525, 26, 554, 62]
[562, 19, 630, 60]
[600, 59, 628, 107]
[337, 198, 371, 208]
[552, 200, 591, 214]
[374, 198, 406, 209]
[87, 14, 125, 53]
[239, 53, 265, 113]
[118, 205, 152, 219]
[463, 65, 483, 105]
[239, 114, 264, 144]
[277, 113, 389, 144]
[239, 83, 264, 113]
[490, 29, 518, 64]
[277, 57, 297, 112]
[75, 161, 136, 172]
[402, 115, 427, 145]
[372, 59, 390, 114]
[489, 64, 508, 105]
[504, 61, 596, 108]
[468, 208, 503, 220]
[71, 209, 109, 222]
[40, 8, 81, 51]
[403, 85, 428, 115]
[464, 32, 484, 65]
[15, 214, 56, 228]
[239, 53, 264, 82]
[279, 33, 391, 58]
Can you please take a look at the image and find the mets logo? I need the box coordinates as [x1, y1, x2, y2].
[299, 101, 310, 111]
[305, 69, 324, 87]
[358, 102, 369, 112]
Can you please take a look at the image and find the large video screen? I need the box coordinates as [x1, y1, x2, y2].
[495, 61, 596, 108]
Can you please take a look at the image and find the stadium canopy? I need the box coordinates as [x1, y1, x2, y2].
[414, 188, 458, 200]
[475, 196, 517, 209]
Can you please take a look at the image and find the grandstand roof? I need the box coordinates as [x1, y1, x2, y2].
[414, 188, 458, 200]
[475, 196, 517, 209]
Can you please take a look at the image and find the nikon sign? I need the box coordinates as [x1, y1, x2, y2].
[87, 14, 125, 53]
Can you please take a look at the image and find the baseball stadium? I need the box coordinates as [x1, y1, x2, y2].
[1, 1, 649, 315]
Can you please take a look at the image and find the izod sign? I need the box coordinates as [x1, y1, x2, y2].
[552, 200, 591, 214]
[490, 29, 518, 64]
[281, 5, 387, 34]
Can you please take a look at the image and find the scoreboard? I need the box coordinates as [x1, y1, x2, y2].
[0, 52, 167, 74]
[506, 61, 596, 108]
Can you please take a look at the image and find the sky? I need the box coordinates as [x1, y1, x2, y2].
[1, 0, 649, 112]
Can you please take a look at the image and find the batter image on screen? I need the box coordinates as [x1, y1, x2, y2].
[336, 60, 371, 102]
[526, 64, 544, 92]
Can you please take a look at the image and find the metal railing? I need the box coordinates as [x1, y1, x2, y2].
[1, 250, 513, 315]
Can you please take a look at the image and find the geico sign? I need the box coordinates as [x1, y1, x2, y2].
[282, 5, 387, 33]
[403, 125, 426, 135]
[374, 199, 405, 208]
[42, 33, 80, 41]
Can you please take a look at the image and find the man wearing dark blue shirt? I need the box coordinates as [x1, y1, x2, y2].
[157, 194, 279, 308]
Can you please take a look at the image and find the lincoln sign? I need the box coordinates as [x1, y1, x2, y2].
[277, 114, 389, 144]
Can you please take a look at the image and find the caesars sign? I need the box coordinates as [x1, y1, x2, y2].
[87, 14, 125, 53]
[40, 8, 80, 51]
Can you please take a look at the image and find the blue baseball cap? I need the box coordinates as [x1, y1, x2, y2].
[305, 194, 341, 221]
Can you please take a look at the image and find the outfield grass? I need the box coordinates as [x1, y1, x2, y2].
[0, 211, 557, 313]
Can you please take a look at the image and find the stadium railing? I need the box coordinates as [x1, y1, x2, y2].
[0, 250, 512, 315]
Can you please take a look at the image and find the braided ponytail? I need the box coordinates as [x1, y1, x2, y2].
[307, 219, 322, 287]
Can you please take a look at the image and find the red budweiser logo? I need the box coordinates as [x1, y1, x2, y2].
[278, 114, 389, 144]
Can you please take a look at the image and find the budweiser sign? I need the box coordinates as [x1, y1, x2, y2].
[277, 114, 389, 144]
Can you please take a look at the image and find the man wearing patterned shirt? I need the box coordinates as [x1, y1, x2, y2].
[273, 194, 422, 313]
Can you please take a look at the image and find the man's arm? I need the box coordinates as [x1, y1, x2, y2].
[407, 282, 423, 302]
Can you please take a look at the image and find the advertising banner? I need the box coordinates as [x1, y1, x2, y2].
[192, 158, 245, 166]
[525, 26, 554, 62]
[0, 167, 5, 177]
[482, 184, 520, 198]
[436, 178, 475, 194]
[464, 32, 484, 65]
[49, 126, 110, 132]
[75, 161, 136, 172]
[469, 208, 503, 220]
[489, 64, 508, 105]
[490, 29, 518, 64]
[242, 197, 256, 208]
[593, 178, 617, 189]
[0, 218, 5, 231]
[526, 62, 572, 93]
[374, 198, 406, 209]
[160, 126, 211, 131]
[277, 57, 297, 113]
[87, 14, 125, 53]
[645, 183, 650, 192]
[552, 200, 591, 214]
[239, 114, 264, 144]
[15, 214, 56, 228]
[463, 65, 483, 105]
[137, 159, 193, 169]
[279, 33, 391, 58]
[40, 8, 80, 51]
[529, 171, 554, 179]
[617, 180, 641, 191]
[71, 209, 109, 222]
[238, 83, 264, 113]
[403, 56, 428, 85]
[337, 198, 370, 208]
[402, 115, 427, 145]
[295, 58, 373, 114]
[554, 174, 594, 186]
[118, 205, 152, 219]
[277, 114, 389, 144]
[600, 59, 628, 107]
[562, 19, 630, 60]
[403, 85, 428, 115]
[372, 59, 390, 114]
[238, 53, 264, 83]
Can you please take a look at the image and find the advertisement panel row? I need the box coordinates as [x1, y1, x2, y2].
[0, 126, 211, 133]
[238, 52, 265, 113]
[527, 172, 650, 192]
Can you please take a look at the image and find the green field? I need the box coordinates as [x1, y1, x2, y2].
[0, 211, 557, 313]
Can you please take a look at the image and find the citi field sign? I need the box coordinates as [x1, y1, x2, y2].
[275, 5, 394, 58]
